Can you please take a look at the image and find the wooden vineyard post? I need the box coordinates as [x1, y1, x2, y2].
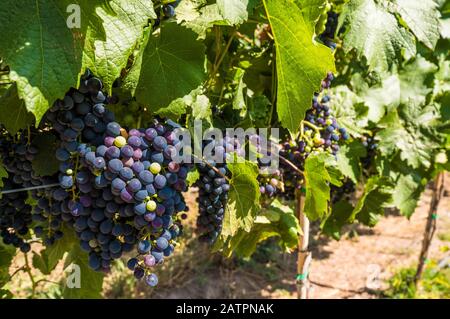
[414, 172, 445, 284]
[295, 187, 311, 299]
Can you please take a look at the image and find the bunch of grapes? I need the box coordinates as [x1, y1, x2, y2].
[361, 135, 378, 170]
[330, 179, 355, 204]
[42, 70, 116, 192]
[0, 127, 67, 246]
[194, 136, 243, 244]
[0, 129, 43, 188]
[319, 11, 339, 50]
[279, 72, 349, 197]
[0, 179, 32, 253]
[30, 186, 70, 246]
[59, 119, 191, 286]
[153, 0, 182, 27]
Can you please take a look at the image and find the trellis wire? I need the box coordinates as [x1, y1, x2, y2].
[0, 183, 60, 195]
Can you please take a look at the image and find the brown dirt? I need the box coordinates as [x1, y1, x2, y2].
[8, 175, 450, 299]
[146, 174, 450, 299]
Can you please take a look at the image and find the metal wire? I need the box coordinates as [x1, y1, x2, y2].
[0, 183, 60, 195]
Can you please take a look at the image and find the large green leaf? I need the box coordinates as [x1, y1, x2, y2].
[36, 227, 103, 298]
[38, 226, 77, 273]
[331, 85, 369, 137]
[177, 1, 230, 39]
[220, 159, 260, 237]
[217, 0, 249, 25]
[303, 153, 331, 221]
[0, 0, 155, 122]
[263, 0, 335, 134]
[62, 244, 104, 299]
[216, 200, 300, 258]
[392, 173, 426, 217]
[339, 0, 416, 72]
[0, 165, 8, 191]
[399, 56, 438, 105]
[352, 176, 394, 226]
[377, 104, 442, 169]
[31, 132, 60, 176]
[0, 240, 16, 287]
[321, 200, 355, 240]
[82, 1, 156, 93]
[336, 140, 367, 183]
[125, 22, 206, 112]
[0, 84, 34, 134]
[393, 0, 441, 49]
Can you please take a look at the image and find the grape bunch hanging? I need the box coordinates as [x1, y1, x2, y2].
[0, 71, 193, 287]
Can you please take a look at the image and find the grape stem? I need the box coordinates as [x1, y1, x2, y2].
[191, 154, 231, 182]
[255, 142, 304, 177]
[206, 31, 236, 87]
[302, 120, 321, 133]
[24, 252, 37, 298]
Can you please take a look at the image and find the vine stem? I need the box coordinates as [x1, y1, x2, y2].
[206, 31, 236, 87]
[414, 172, 445, 284]
[24, 253, 37, 298]
[295, 188, 311, 299]
[191, 154, 231, 182]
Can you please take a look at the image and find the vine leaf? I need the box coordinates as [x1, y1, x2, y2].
[0, 165, 8, 191]
[263, 0, 335, 134]
[336, 140, 367, 183]
[217, 0, 249, 25]
[331, 85, 369, 137]
[0, 84, 35, 134]
[232, 68, 247, 117]
[0, 240, 15, 288]
[31, 132, 60, 176]
[38, 226, 104, 298]
[303, 153, 331, 221]
[322, 200, 354, 240]
[32, 251, 54, 276]
[392, 173, 426, 218]
[215, 199, 300, 258]
[176, 1, 230, 39]
[300, 0, 331, 35]
[186, 168, 200, 186]
[392, 0, 441, 49]
[0, 289, 12, 299]
[339, 0, 416, 72]
[37, 226, 78, 274]
[125, 22, 206, 113]
[0, 0, 156, 123]
[381, 155, 429, 217]
[351, 176, 394, 226]
[81, 1, 157, 93]
[220, 159, 260, 237]
[63, 244, 104, 299]
[377, 104, 442, 169]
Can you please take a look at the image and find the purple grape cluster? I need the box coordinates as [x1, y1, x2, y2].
[42, 70, 116, 191]
[319, 11, 338, 50]
[194, 136, 243, 244]
[0, 179, 32, 253]
[0, 127, 64, 249]
[279, 72, 348, 196]
[361, 135, 378, 170]
[330, 178, 355, 204]
[62, 120, 190, 286]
